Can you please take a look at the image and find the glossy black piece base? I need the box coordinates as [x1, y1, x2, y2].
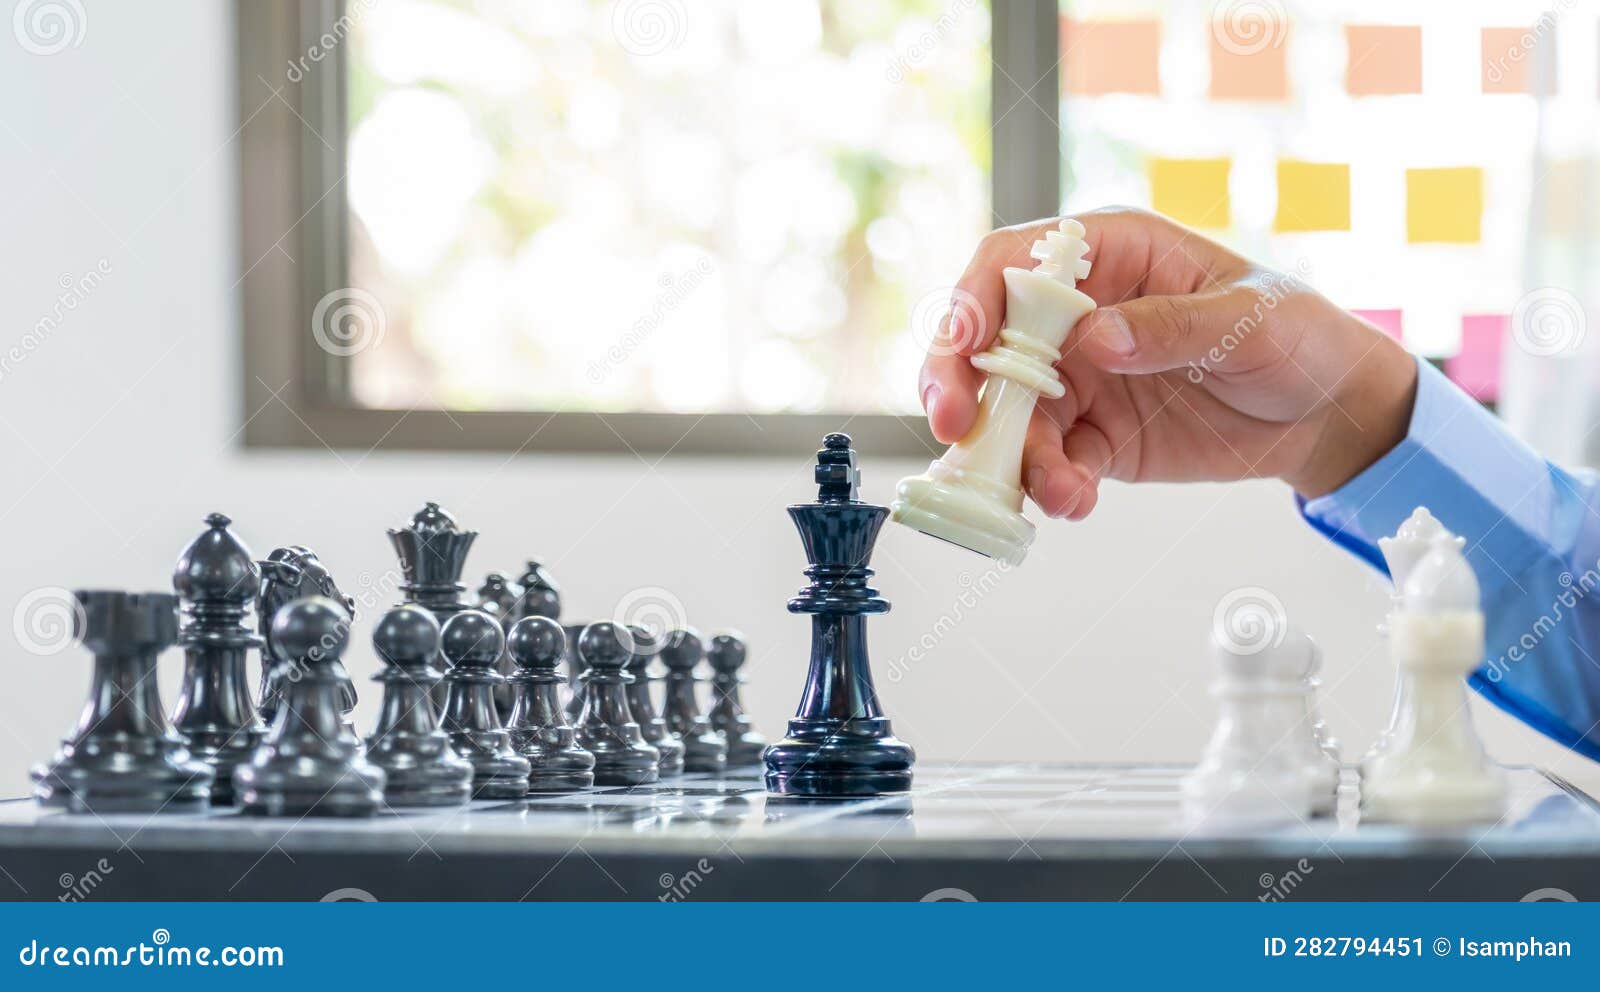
[763, 717, 915, 797]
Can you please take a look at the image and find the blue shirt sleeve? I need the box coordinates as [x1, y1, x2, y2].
[1300, 356, 1600, 762]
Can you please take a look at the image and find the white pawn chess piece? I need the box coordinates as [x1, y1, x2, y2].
[890, 218, 1096, 564]
[1363, 507, 1453, 780]
[1182, 619, 1331, 826]
[1361, 535, 1506, 825]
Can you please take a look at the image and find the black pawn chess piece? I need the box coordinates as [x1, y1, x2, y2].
[514, 559, 562, 621]
[562, 621, 589, 723]
[170, 512, 265, 805]
[476, 571, 523, 720]
[438, 609, 530, 799]
[764, 433, 915, 797]
[32, 591, 214, 813]
[573, 621, 659, 786]
[236, 597, 386, 816]
[255, 546, 359, 727]
[365, 605, 474, 807]
[660, 627, 728, 775]
[505, 616, 595, 793]
[623, 627, 685, 777]
[388, 502, 478, 711]
[707, 632, 766, 767]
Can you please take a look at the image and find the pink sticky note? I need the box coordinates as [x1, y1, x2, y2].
[1446, 314, 1508, 402]
[1352, 308, 1403, 341]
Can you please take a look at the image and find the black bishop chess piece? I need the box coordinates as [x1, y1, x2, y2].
[623, 627, 685, 777]
[573, 621, 660, 786]
[438, 609, 530, 799]
[660, 627, 728, 775]
[170, 513, 265, 805]
[475, 571, 523, 720]
[365, 604, 474, 807]
[764, 433, 915, 797]
[389, 502, 477, 711]
[256, 546, 359, 729]
[236, 597, 386, 816]
[505, 616, 596, 793]
[707, 631, 766, 767]
[32, 591, 214, 813]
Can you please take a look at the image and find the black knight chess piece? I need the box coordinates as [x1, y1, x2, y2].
[169, 513, 266, 805]
[573, 621, 660, 786]
[438, 609, 530, 799]
[235, 597, 386, 816]
[660, 627, 728, 775]
[256, 546, 359, 727]
[365, 605, 474, 807]
[623, 627, 685, 777]
[475, 571, 523, 720]
[707, 631, 766, 767]
[764, 433, 915, 797]
[32, 591, 215, 813]
[505, 616, 595, 793]
[389, 502, 477, 711]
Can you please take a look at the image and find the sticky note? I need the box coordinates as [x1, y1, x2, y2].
[1406, 167, 1483, 243]
[1446, 314, 1508, 402]
[1062, 19, 1161, 96]
[1352, 309, 1403, 341]
[1208, 16, 1289, 100]
[1344, 25, 1422, 96]
[1274, 161, 1350, 232]
[1542, 158, 1598, 236]
[1482, 26, 1556, 94]
[1149, 158, 1231, 229]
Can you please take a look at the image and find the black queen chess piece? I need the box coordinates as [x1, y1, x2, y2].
[236, 597, 386, 816]
[707, 631, 766, 766]
[32, 591, 215, 813]
[573, 621, 660, 786]
[438, 609, 531, 799]
[765, 433, 915, 797]
[623, 627, 685, 777]
[170, 513, 265, 805]
[505, 616, 595, 793]
[389, 502, 478, 709]
[255, 546, 359, 727]
[365, 605, 474, 807]
[660, 627, 727, 774]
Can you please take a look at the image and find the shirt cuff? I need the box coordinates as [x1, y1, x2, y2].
[1299, 356, 1554, 589]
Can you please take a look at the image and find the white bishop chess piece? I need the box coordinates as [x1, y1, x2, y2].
[890, 218, 1096, 564]
[1361, 534, 1506, 825]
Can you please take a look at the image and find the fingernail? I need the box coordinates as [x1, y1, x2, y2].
[1090, 311, 1135, 356]
[922, 383, 941, 417]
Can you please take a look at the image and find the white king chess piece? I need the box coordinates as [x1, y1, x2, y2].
[890, 218, 1096, 564]
[1361, 534, 1506, 825]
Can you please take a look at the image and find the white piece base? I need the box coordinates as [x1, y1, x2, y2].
[1181, 764, 1314, 828]
[890, 463, 1033, 565]
[1361, 769, 1506, 826]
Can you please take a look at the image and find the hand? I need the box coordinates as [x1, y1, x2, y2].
[917, 207, 1418, 519]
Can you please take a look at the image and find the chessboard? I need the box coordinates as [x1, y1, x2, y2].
[3, 762, 1598, 901]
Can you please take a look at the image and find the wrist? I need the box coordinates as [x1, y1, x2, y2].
[1287, 323, 1418, 499]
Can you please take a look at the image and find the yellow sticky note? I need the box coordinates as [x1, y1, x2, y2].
[1149, 158, 1231, 229]
[1406, 167, 1483, 243]
[1274, 160, 1350, 232]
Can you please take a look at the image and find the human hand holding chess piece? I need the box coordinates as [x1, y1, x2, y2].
[917, 208, 1418, 522]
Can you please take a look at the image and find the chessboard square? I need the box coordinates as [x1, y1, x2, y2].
[1149, 157, 1231, 229]
[1274, 160, 1351, 232]
[1406, 167, 1483, 243]
[1062, 18, 1161, 96]
[1208, 24, 1289, 100]
[1481, 26, 1556, 95]
[1344, 24, 1422, 96]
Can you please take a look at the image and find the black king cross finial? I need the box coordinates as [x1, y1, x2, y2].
[816, 432, 860, 503]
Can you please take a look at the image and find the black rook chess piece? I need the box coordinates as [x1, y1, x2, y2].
[764, 433, 915, 797]
[438, 609, 530, 799]
[623, 627, 685, 777]
[573, 621, 660, 786]
[256, 546, 359, 727]
[389, 502, 478, 710]
[707, 632, 766, 767]
[170, 513, 265, 805]
[236, 597, 386, 816]
[660, 627, 728, 775]
[476, 571, 523, 720]
[32, 591, 214, 813]
[505, 616, 595, 793]
[365, 605, 474, 807]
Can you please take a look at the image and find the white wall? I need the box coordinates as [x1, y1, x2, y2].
[2, 1, 1594, 797]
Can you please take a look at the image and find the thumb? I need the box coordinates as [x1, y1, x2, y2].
[1073, 285, 1267, 376]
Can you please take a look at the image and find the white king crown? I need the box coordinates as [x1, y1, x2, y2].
[1029, 218, 1093, 285]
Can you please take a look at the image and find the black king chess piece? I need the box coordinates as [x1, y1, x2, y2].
[438, 610, 531, 799]
[764, 433, 915, 797]
[256, 546, 359, 728]
[170, 513, 265, 805]
[365, 605, 474, 806]
[32, 591, 214, 812]
[505, 616, 596, 793]
[707, 632, 766, 766]
[660, 627, 728, 775]
[389, 502, 478, 710]
[573, 621, 660, 786]
[475, 571, 523, 720]
[624, 627, 685, 777]
[236, 597, 386, 816]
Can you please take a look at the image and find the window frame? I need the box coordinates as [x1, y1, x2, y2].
[236, 0, 1059, 456]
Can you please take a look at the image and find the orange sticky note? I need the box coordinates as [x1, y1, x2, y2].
[1149, 158, 1231, 229]
[1274, 160, 1350, 232]
[1208, 15, 1289, 100]
[1482, 26, 1556, 94]
[1406, 167, 1483, 243]
[1062, 18, 1161, 96]
[1344, 25, 1421, 96]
